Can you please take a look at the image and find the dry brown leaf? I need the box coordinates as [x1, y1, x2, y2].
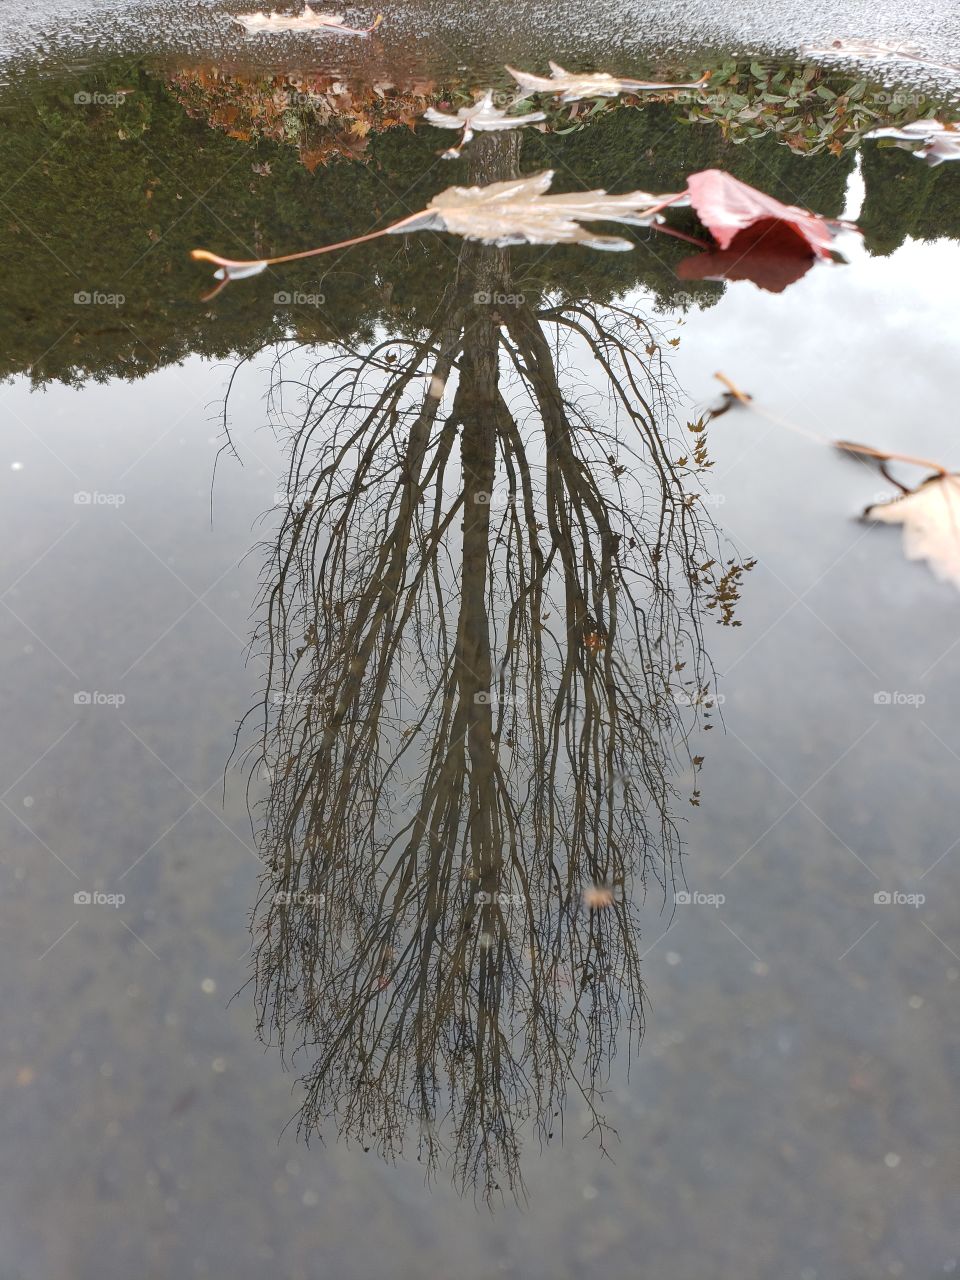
[390, 170, 688, 250]
[866, 475, 960, 590]
[505, 60, 710, 103]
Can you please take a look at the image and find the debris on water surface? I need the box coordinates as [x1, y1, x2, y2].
[191, 171, 690, 293]
[861, 465, 960, 592]
[394, 172, 689, 247]
[504, 61, 710, 103]
[686, 169, 852, 259]
[676, 169, 858, 291]
[423, 91, 546, 159]
[801, 38, 960, 75]
[234, 7, 383, 35]
[864, 119, 960, 166]
[709, 373, 753, 416]
[192, 166, 861, 300]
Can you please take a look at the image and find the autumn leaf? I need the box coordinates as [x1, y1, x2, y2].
[675, 169, 858, 291]
[505, 61, 710, 103]
[191, 171, 688, 295]
[685, 169, 850, 259]
[865, 475, 960, 591]
[235, 6, 383, 35]
[189, 253, 270, 299]
[423, 91, 546, 159]
[392, 171, 689, 249]
[864, 119, 960, 166]
[801, 39, 960, 75]
[802, 38, 924, 60]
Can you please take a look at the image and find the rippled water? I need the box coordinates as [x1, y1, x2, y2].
[1, 6, 959, 1278]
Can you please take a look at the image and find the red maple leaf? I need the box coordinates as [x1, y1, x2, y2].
[686, 169, 844, 258]
[675, 169, 854, 292]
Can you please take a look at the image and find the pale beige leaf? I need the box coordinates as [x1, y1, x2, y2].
[235, 6, 381, 35]
[505, 61, 709, 103]
[423, 91, 546, 158]
[389, 170, 687, 250]
[423, 91, 545, 133]
[801, 39, 960, 73]
[864, 119, 960, 167]
[866, 475, 960, 589]
[802, 39, 925, 60]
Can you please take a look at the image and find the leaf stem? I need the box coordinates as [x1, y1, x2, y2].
[192, 210, 424, 273]
[652, 223, 710, 248]
[835, 440, 949, 476]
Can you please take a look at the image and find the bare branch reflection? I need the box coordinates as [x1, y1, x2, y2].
[238, 134, 748, 1203]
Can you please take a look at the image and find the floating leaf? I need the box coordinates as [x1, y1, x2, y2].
[423, 91, 546, 159]
[801, 38, 960, 74]
[389, 170, 689, 250]
[234, 6, 383, 35]
[865, 475, 960, 591]
[864, 119, 960, 166]
[191, 172, 684, 296]
[505, 60, 710, 103]
[189, 252, 269, 299]
[685, 168, 851, 259]
[675, 170, 857, 291]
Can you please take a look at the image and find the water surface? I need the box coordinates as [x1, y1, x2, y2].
[1, 7, 959, 1277]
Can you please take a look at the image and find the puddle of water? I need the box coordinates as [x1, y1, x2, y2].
[1, 17, 959, 1280]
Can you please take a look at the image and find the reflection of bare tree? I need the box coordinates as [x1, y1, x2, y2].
[238, 133, 748, 1202]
